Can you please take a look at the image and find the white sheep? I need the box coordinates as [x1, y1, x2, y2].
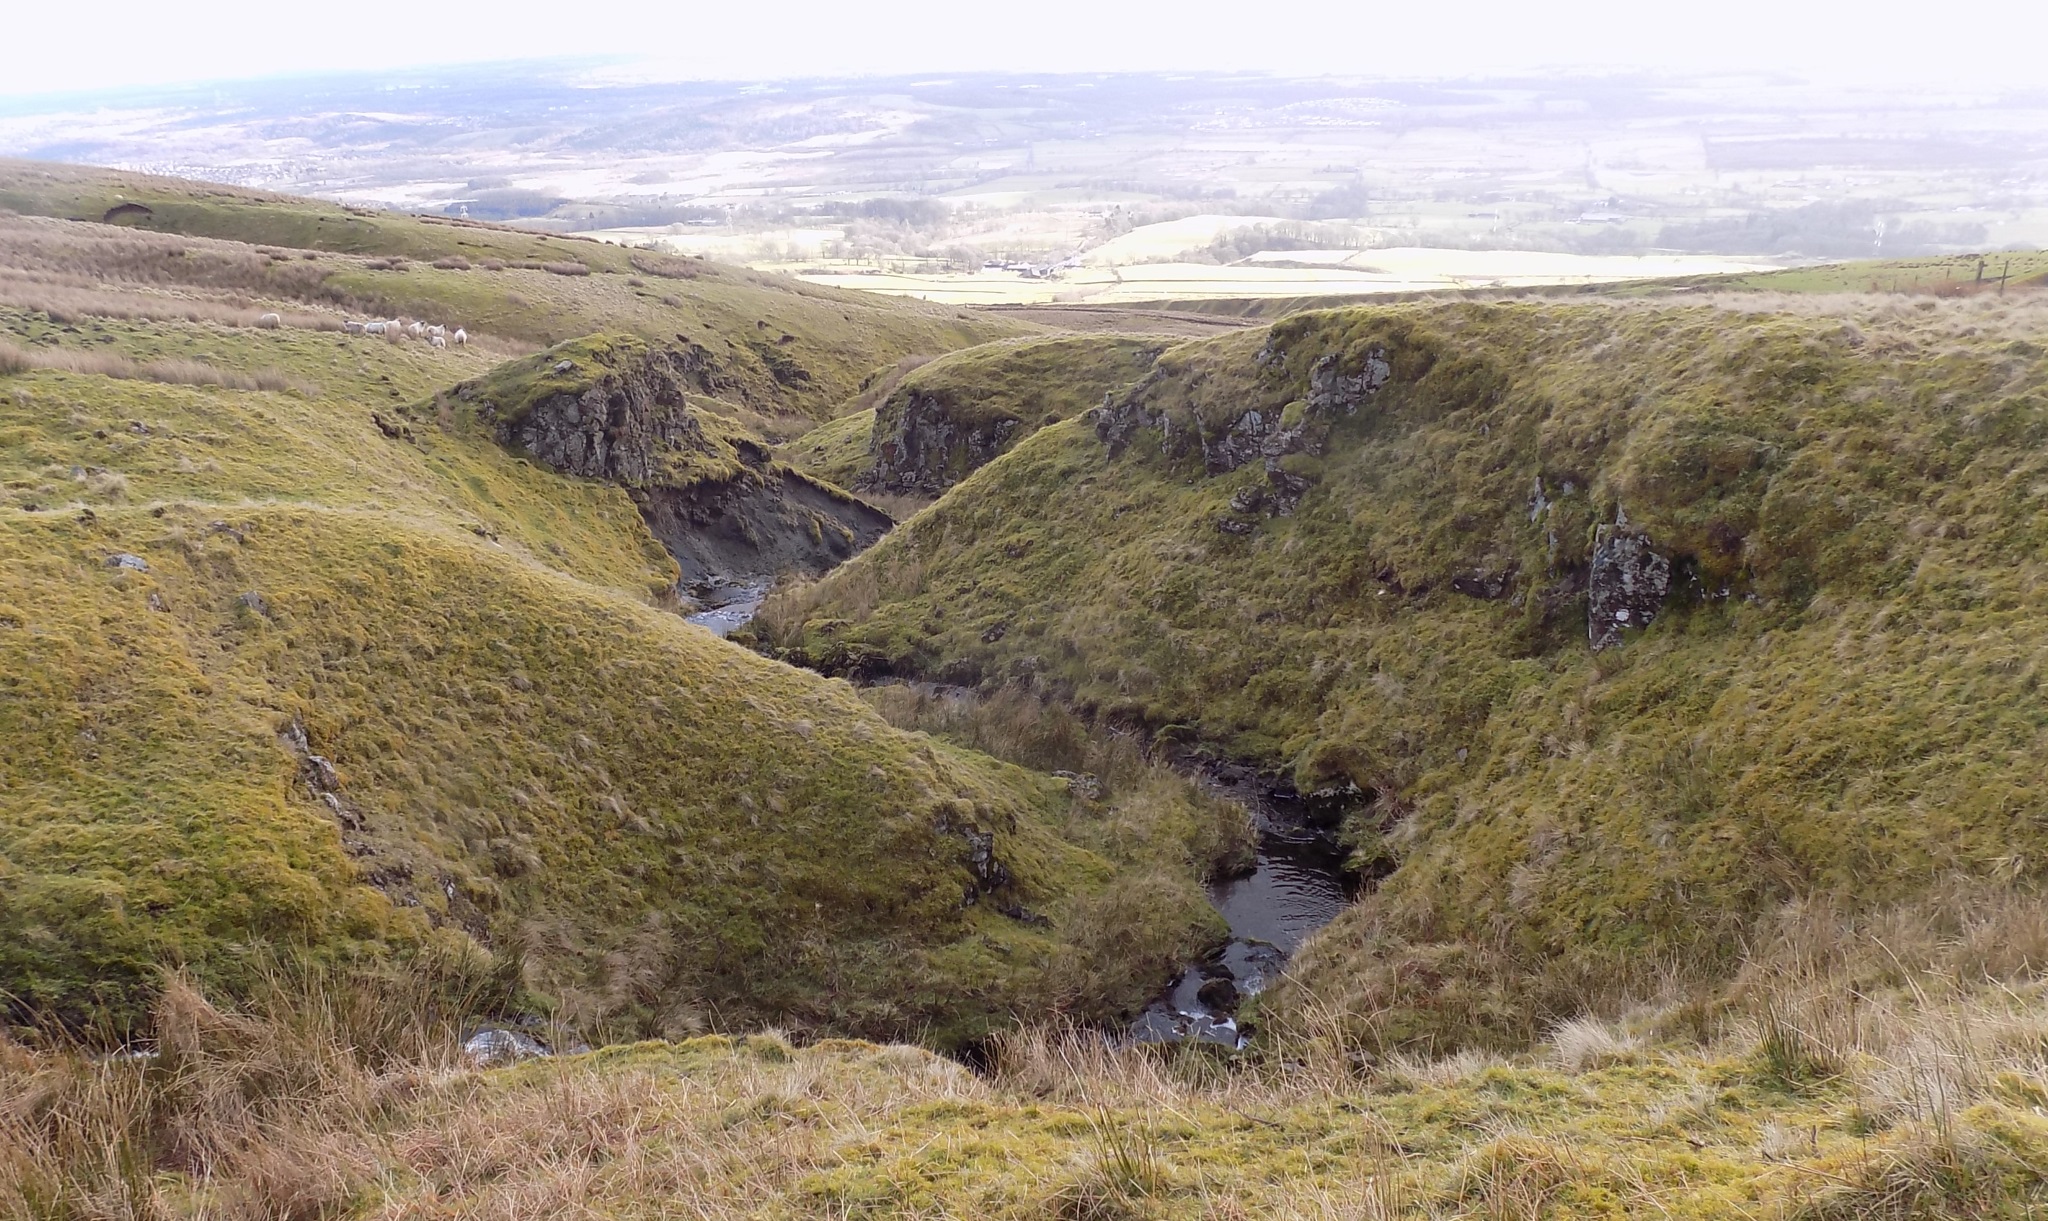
[429, 334, 447, 350]
[362, 321, 385, 335]
[425, 324, 446, 339]
[256, 312, 282, 329]
[452, 328, 467, 346]
[344, 320, 366, 335]
[407, 320, 425, 339]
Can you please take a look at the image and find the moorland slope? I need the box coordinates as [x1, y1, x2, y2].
[0, 161, 1030, 424]
[0, 167, 1231, 1044]
[767, 295, 2048, 1050]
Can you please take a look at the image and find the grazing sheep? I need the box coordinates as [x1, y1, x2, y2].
[452, 328, 467, 346]
[406, 320, 425, 339]
[362, 321, 386, 335]
[344, 320, 366, 335]
[429, 334, 447, 350]
[425, 324, 446, 339]
[256, 312, 282, 329]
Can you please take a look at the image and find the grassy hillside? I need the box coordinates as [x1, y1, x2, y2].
[0, 503, 1138, 1042]
[0, 174, 1232, 1043]
[764, 294, 2048, 1052]
[860, 334, 1171, 495]
[778, 409, 878, 489]
[0, 162, 1032, 421]
[1688, 251, 2048, 295]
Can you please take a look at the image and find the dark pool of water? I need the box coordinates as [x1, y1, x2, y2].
[1128, 768, 1361, 1047]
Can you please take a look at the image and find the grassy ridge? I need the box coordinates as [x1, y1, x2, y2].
[777, 409, 877, 490]
[779, 334, 1170, 494]
[767, 295, 2048, 1050]
[0, 310, 675, 594]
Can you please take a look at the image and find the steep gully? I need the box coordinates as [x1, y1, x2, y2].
[516, 339, 1672, 1045]
[497, 340, 1360, 1041]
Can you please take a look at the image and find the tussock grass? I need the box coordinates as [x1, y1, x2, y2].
[856, 681, 1253, 1017]
[12, 906, 2048, 1219]
[0, 337, 307, 393]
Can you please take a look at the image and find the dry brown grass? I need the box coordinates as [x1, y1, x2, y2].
[0, 273, 344, 331]
[9, 911, 2048, 1221]
[0, 338, 308, 393]
[1, 962, 486, 1221]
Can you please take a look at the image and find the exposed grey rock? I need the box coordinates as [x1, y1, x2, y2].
[1305, 349, 1391, 416]
[1215, 516, 1256, 536]
[1451, 568, 1515, 600]
[104, 553, 149, 572]
[963, 827, 1011, 890]
[303, 754, 340, 792]
[237, 591, 270, 617]
[1262, 468, 1313, 516]
[865, 390, 1021, 495]
[495, 348, 705, 487]
[463, 1028, 549, 1067]
[1588, 522, 1671, 650]
[1051, 770, 1105, 801]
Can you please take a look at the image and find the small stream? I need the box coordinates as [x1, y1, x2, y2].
[685, 578, 772, 638]
[1128, 767, 1360, 1048]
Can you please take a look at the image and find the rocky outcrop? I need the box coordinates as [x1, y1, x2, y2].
[636, 466, 890, 588]
[864, 390, 1021, 495]
[467, 338, 891, 587]
[493, 346, 707, 487]
[1094, 346, 1392, 518]
[1588, 517, 1671, 650]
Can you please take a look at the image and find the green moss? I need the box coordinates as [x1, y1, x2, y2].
[0, 504, 1129, 1042]
[0, 219, 1177, 1044]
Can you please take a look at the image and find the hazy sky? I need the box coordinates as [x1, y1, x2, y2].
[10, 0, 2046, 96]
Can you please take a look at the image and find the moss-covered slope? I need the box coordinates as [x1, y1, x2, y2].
[769, 298, 2048, 1048]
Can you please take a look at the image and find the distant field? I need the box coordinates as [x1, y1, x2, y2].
[1702, 250, 2048, 293]
[776, 248, 1783, 305]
